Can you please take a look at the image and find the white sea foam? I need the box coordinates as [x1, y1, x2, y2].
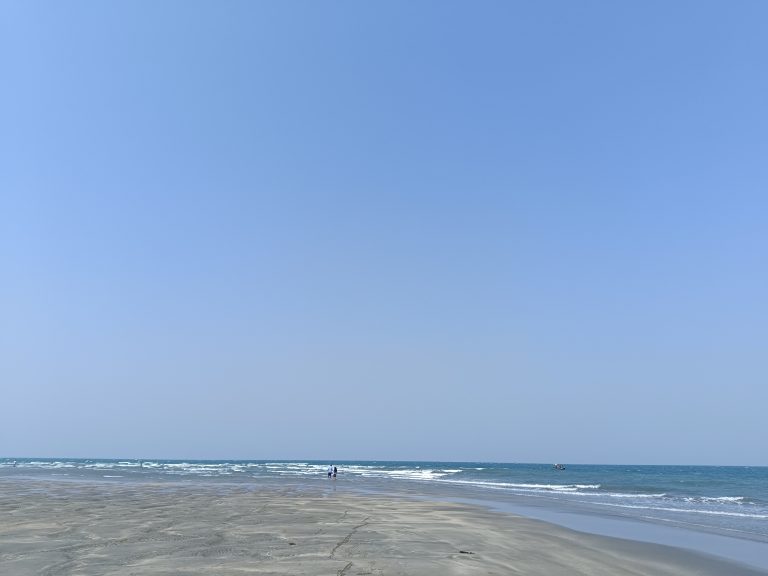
[605, 492, 667, 499]
[392, 469, 456, 480]
[335, 466, 461, 481]
[590, 501, 768, 519]
[263, 462, 326, 476]
[440, 479, 601, 492]
[685, 496, 746, 503]
[30, 461, 75, 468]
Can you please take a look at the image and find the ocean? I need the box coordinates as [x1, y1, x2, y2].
[3, 458, 767, 567]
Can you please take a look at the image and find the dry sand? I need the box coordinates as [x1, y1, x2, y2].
[0, 479, 763, 575]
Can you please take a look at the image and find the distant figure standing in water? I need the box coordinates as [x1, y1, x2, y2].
[327, 465, 333, 478]
[333, 466, 337, 479]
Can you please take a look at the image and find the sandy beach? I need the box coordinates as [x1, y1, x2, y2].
[1, 479, 763, 576]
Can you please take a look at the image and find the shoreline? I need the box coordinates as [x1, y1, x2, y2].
[1, 478, 765, 575]
[357, 479, 768, 569]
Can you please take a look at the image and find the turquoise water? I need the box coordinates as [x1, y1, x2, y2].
[3, 458, 767, 545]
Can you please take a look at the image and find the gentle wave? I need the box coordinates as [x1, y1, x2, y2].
[440, 478, 601, 491]
[685, 496, 746, 503]
[591, 501, 768, 520]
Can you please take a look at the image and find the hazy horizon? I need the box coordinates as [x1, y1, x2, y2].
[4, 456, 767, 468]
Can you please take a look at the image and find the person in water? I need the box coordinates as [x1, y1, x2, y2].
[333, 465, 337, 479]
[328, 465, 333, 478]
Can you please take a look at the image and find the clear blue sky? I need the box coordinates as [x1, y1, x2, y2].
[2, 1, 766, 464]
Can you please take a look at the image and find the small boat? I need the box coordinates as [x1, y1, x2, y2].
[553, 463, 566, 470]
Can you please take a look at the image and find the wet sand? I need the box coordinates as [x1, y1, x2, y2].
[1, 479, 763, 575]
